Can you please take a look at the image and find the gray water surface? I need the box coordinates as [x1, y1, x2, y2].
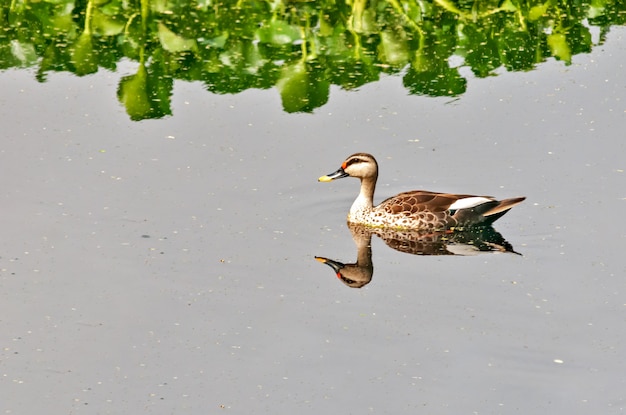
[1, 29, 625, 414]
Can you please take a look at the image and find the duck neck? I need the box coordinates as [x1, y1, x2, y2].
[350, 176, 377, 216]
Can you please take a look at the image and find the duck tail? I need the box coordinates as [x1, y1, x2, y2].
[483, 197, 526, 223]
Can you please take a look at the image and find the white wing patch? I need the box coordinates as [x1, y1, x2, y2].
[449, 197, 492, 211]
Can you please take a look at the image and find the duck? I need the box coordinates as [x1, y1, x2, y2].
[318, 153, 525, 230]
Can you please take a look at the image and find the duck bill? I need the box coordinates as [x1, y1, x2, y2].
[318, 168, 349, 182]
[315, 256, 346, 280]
[315, 256, 345, 273]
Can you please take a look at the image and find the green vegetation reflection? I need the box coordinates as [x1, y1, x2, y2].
[2, 0, 624, 120]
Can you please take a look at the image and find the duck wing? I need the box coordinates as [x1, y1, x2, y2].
[378, 191, 525, 227]
[379, 191, 478, 215]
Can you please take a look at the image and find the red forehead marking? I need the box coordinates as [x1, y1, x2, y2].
[341, 161, 347, 169]
[336, 272, 342, 279]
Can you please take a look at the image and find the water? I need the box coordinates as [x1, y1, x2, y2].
[1, 28, 625, 415]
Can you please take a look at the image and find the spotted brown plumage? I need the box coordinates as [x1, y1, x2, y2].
[318, 153, 525, 231]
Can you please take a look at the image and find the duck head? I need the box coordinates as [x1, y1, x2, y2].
[318, 153, 378, 182]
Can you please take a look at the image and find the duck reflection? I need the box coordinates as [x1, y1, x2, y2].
[315, 223, 520, 288]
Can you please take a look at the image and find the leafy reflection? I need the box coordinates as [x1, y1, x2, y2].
[2, 0, 624, 119]
[316, 223, 520, 288]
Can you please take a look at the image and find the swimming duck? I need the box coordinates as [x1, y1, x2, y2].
[318, 153, 525, 230]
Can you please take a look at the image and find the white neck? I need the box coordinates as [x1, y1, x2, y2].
[349, 177, 376, 217]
